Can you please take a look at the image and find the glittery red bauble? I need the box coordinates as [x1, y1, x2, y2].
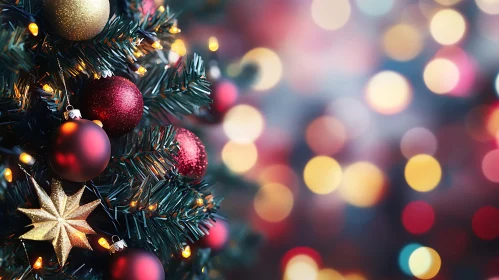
[108, 249, 165, 280]
[49, 118, 111, 182]
[199, 220, 229, 251]
[81, 76, 143, 136]
[173, 128, 207, 179]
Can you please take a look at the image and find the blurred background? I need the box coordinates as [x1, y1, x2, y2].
[167, 0, 499, 279]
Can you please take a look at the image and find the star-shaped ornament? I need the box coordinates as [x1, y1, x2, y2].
[18, 178, 100, 266]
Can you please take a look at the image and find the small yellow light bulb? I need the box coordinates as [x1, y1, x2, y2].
[208, 36, 219, 52]
[92, 120, 103, 127]
[196, 198, 204, 207]
[32, 257, 42, 270]
[182, 246, 191, 258]
[158, 5, 166, 13]
[42, 84, 54, 93]
[135, 66, 147, 76]
[19, 152, 35, 165]
[130, 201, 137, 207]
[98, 237, 111, 249]
[148, 204, 157, 211]
[151, 41, 163, 50]
[134, 49, 144, 58]
[171, 39, 187, 56]
[4, 168, 12, 183]
[28, 23, 39, 36]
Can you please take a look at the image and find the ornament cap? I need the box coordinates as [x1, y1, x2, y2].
[64, 105, 82, 120]
[109, 236, 128, 254]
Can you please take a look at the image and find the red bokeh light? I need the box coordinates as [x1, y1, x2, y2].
[280, 247, 322, 273]
[402, 201, 435, 235]
[472, 206, 499, 240]
[482, 149, 499, 183]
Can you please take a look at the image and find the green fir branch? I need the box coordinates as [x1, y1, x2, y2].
[0, 28, 33, 96]
[141, 54, 212, 121]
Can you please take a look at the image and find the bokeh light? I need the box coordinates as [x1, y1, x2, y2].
[304, 156, 342, 195]
[435, 0, 461, 5]
[405, 154, 442, 192]
[400, 127, 438, 159]
[495, 73, 499, 97]
[339, 162, 385, 207]
[305, 116, 346, 155]
[408, 246, 442, 279]
[430, 9, 466, 45]
[399, 243, 423, 276]
[258, 164, 298, 191]
[476, 0, 499, 14]
[241, 48, 282, 91]
[223, 105, 264, 143]
[221, 141, 258, 174]
[402, 201, 435, 235]
[317, 268, 344, 280]
[283, 252, 320, 280]
[311, 0, 351, 31]
[383, 24, 423, 61]
[423, 58, 460, 94]
[365, 71, 412, 115]
[343, 273, 366, 280]
[482, 149, 499, 183]
[254, 183, 294, 223]
[472, 206, 499, 240]
[171, 39, 187, 56]
[487, 107, 499, 138]
[355, 0, 394, 16]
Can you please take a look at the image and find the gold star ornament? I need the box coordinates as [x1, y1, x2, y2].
[18, 178, 100, 266]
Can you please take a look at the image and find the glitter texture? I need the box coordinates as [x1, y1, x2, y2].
[174, 128, 208, 179]
[81, 76, 144, 136]
[18, 178, 100, 266]
[43, 0, 110, 41]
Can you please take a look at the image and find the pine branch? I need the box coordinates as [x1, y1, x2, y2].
[141, 54, 212, 122]
[107, 126, 179, 181]
[0, 28, 33, 97]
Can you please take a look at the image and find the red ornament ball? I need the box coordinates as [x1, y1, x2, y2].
[109, 249, 165, 280]
[49, 118, 111, 182]
[199, 220, 229, 251]
[81, 76, 143, 136]
[173, 128, 207, 179]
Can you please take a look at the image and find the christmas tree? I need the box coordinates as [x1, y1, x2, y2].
[0, 0, 249, 278]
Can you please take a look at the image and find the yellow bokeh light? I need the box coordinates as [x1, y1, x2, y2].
[409, 247, 442, 279]
[182, 245, 191, 258]
[430, 9, 466, 45]
[254, 183, 294, 223]
[311, 0, 351, 31]
[223, 104, 264, 143]
[365, 71, 412, 115]
[423, 58, 460, 94]
[383, 24, 423, 61]
[208, 36, 219, 52]
[486, 107, 499, 138]
[241, 48, 282, 91]
[344, 273, 367, 280]
[317, 268, 344, 280]
[435, 0, 461, 5]
[339, 162, 385, 207]
[222, 141, 258, 174]
[4, 168, 12, 183]
[306, 116, 346, 155]
[304, 156, 342, 195]
[476, 0, 499, 14]
[171, 39, 187, 56]
[405, 154, 442, 192]
[284, 255, 318, 280]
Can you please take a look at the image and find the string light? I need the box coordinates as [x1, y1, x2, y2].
[77, 62, 86, 71]
[169, 20, 181, 34]
[135, 66, 147, 76]
[182, 245, 191, 258]
[4, 168, 12, 183]
[42, 84, 54, 93]
[208, 36, 219, 52]
[28, 22, 39, 36]
[151, 41, 163, 50]
[196, 197, 204, 207]
[92, 120, 103, 127]
[130, 201, 137, 207]
[98, 237, 111, 249]
[133, 49, 144, 58]
[19, 152, 35, 165]
[148, 204, 157, 211]
[158, 5, 166, 13]
[32, 257, 42, 270]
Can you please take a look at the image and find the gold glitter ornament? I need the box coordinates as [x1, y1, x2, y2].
[18, 178, 100, 266]
[42, 0, 110, 41]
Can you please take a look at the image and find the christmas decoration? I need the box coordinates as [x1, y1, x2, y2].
[199, 220, 229, 251]
[99, 236, 128, 254]
[173, 128, 208, 179]
[199, 79, 238, 123]
[18, 177, 100, 266]
[49, 107, 111, 182]
[108, 249, 165, 280]
[81, 76, 144, 136]
[42, 0, 110, 41]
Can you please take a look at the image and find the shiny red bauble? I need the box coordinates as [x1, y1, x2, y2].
[108, 249, 165, 280]
[199, 220, 229, 251]
[81, 76, 143, 136]
[49, 118, 111, 182]
[173, 128, 207, 179]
